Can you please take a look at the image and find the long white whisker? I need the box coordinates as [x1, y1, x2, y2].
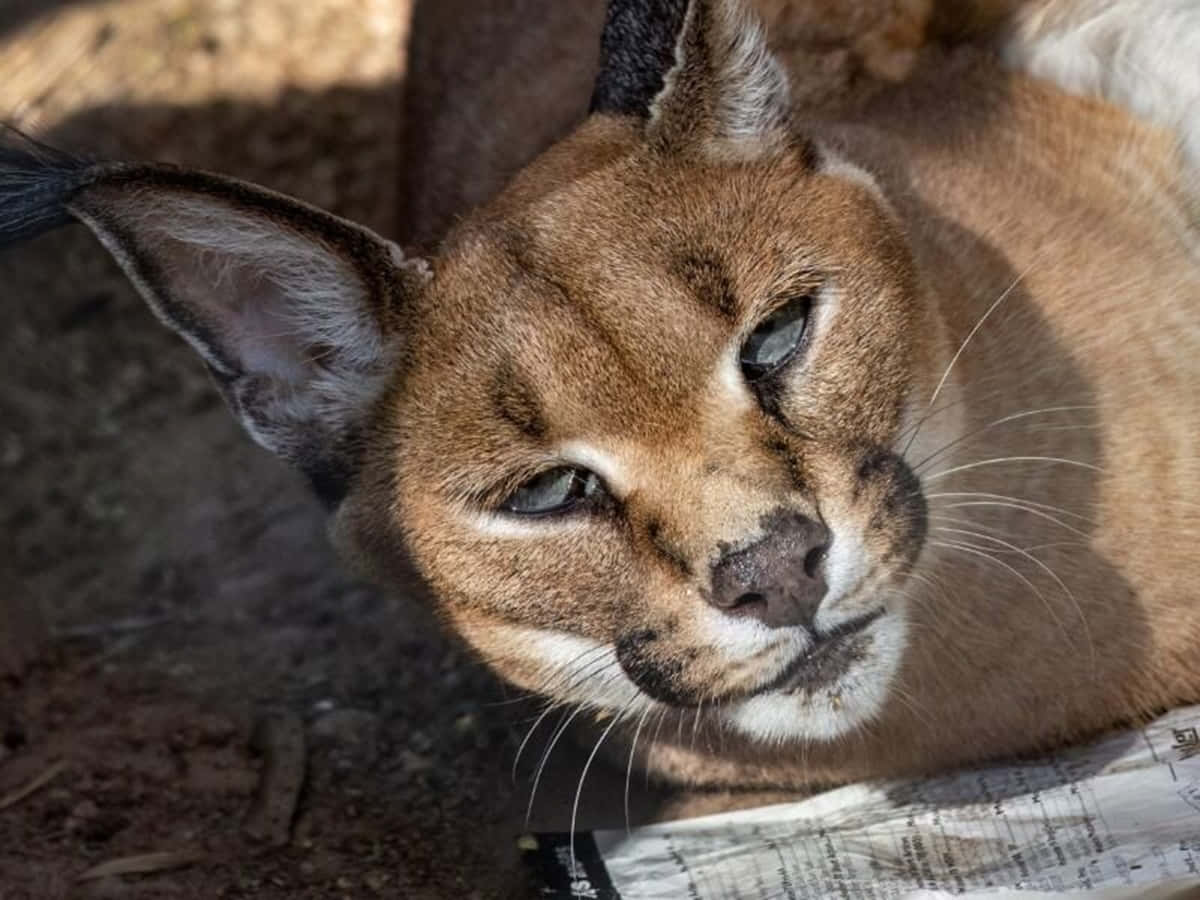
[927, 490, 1095, 522]
[913, 405, 1099, 473]
[934, 525, 1094, 673]
[904, 263, 1033, 457]
[510, 648, 617, 782]
[570, 699, 636, 880]
[924, 456, 1103, 483]
[931, 539, 1070, 644]
[928, 265, 1032, 411]
[526, 705, 585, 827]
[645, 708, 671, 790]
[532, 646, 612, 698]
[932, 499, 1094, 538]
[624, 705, 654, 835]
[512, 702, 561, 785]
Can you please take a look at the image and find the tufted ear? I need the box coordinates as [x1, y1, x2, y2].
[589, 0, 791, 153]
[0, 133, 429, 504]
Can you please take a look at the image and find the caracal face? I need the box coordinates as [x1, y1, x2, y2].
[386, 117, 933, 744]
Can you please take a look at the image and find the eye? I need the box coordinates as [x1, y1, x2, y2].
[739, 296, 812, 381]
[500, 466, 603, 516]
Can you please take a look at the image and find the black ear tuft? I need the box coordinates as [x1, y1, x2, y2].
[0, 126, 96, 247]
[590, 0, 689, 117]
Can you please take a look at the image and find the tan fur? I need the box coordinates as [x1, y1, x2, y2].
[364, 2, 1200, 786]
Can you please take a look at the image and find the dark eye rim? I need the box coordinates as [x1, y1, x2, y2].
[739, 294, 814, 383]
[498, 465, 605, 518]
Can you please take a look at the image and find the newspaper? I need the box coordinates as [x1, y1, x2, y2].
[524, 705, 1200, 899]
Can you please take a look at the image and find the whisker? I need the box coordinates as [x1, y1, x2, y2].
[530, 646, 613, 698]
[929, 513, 1091, 555]
[894, 393, 972, 451]
[930, 496, 1094, 538]
[646, 708, 671, 790]
[912, 405, 1099, 473]
[512, 702, 562, 785]
[624, 705, 654, 835]
[927, 490, 1095, 522]
[931, 539, 1072, 648]
[923, 456, 1103, 483]
[889, 683, 938, 735]
[934, 525, 1094, 668]
[569, 699, 637, 880]
[526, 705, 585, 827]
[928, 512, 1028, 545]
[927, 266, 1031, 410]
[904, 263, 1033, 457]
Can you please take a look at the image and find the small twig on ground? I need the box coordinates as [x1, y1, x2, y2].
[55, 614, 171, 639]
[77, 850, 205, 882]
[243, 710, 307, 846]
[0, 759, 67, 810]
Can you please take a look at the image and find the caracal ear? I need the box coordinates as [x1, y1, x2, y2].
[0, 131, 429, 503]
[590, 0, 792, 155]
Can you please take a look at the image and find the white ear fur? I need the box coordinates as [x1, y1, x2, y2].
[66, 173, 426, 498]
[113, 198, 392, 440]
[651, 0, 792, 151]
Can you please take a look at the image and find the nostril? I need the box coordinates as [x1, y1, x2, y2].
[803, 545, 827, 579]
[729, 591, 768, 613]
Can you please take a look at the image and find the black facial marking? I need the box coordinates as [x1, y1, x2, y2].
[492, 364, 546, 441]
[589, 0, 690, 118]
[784, 633, 873, 696]
[855, 446, 928, 558]
[616, 628, 698, 707]
[856, 449, 891, 482]
[672, 248, 737, 320]
[753, 378, 793, 428]
[303, 455, 355, 509]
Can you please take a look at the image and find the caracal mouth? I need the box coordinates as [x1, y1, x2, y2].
[721, 608, 905, 743]
[756, 607, 885, 698]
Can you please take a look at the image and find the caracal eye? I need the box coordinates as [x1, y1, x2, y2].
[501, 466, 602, 516]
[739, 296, 812, 381]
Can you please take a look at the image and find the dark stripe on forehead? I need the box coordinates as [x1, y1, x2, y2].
[672, 246, 737, 320]
[492, 362, 546, 441]
[501, 224, 647, 386]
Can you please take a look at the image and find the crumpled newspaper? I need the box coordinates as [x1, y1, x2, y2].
[527, 705, 1200, 899]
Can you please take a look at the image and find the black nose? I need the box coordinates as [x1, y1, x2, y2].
[708, 511, 830, 629]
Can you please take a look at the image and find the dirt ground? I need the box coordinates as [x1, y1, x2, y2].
[0, 2, 678, 897]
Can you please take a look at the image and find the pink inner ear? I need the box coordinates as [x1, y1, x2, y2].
[165, 242, 318, 387]
[135, 197, 386, 389]
[70, 183, 405, 464]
